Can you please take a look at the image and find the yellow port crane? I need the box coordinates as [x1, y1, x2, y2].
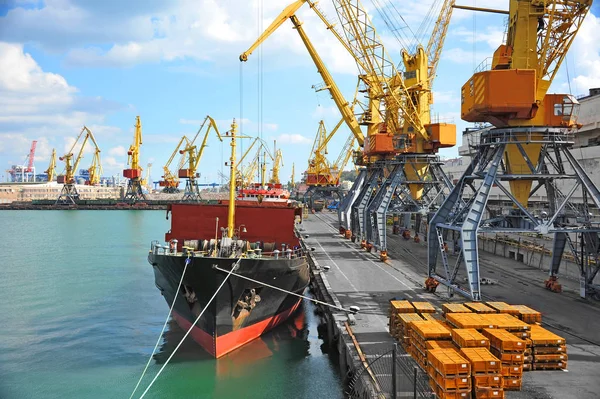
[87, 147, 102, 186]
[123, 116, 146, 202]
[428, 0, 595, 300]
[242, 0, 457, 260]
[270, 148, 284, 184]
[144, 163, 152, 192]
[55, 126, 101, 205]
[179, 115, 223, 201]
[240, 0, 365, 154]
[304, 119, 357, 208]
[45, 149, 56, 182]
[159, 136, 189, 193]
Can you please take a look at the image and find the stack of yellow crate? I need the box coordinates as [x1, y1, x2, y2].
[488, 314, 531, 340]
[464, 303, 497, 314]
[445, 313, 497, 330]
[410, 320, 453, 370]
[486, 302, 520, 316]
[389, 300, 416, 337]
[451, 329, 502, 398]
[442, 303, 472, 315]
[459, 348, 504, 399]
[482, 329, 525, 391]
[395, 313, 425, 351]
[427, 349, 472, 399]
[511, 305, 542, 324]
[529, 325, 567, 370]
[451, 329, 490, 349]
[412, 301, 436, 315]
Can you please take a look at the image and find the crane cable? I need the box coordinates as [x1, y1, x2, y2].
[128, 256, 192, 399]
[212, 264, 360, 314]
[137, 258, 242, 399]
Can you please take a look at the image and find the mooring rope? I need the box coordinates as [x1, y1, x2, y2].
[212, 265, 358, 314]
[128, 256, 192, 399]
[137, 258, 241, 399]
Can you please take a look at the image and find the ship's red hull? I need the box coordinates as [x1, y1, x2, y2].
[172, 298, 302, 358]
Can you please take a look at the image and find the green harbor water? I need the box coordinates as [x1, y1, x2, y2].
[0, 210, 344, 399]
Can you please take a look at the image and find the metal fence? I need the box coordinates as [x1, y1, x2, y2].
[346, 344, 434, 399]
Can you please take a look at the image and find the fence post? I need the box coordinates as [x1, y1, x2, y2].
[413, 366, 418, 399]
[392, 343, 397, 399]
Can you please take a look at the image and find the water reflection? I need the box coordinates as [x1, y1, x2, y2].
[153, 301, 310, 369]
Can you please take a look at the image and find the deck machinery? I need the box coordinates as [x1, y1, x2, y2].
[241, 0, 457, 260]
[426, 0, 597, 300]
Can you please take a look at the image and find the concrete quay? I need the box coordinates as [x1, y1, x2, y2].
[302, 211, 600, 399]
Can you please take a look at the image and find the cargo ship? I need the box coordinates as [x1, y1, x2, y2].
[147, 120, 309, 358]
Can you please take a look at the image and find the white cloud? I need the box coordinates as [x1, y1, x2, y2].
[109, 145, 127, 156]
[442, 48, 490, 65]
[276, 133, 312, 145]
[0, 42, 122, 175]
[569, 13, 600, 91]
[312, 105, 339, 119]
[104, 156, 124, 168]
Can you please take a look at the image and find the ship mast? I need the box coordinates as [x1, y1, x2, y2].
[227, 119, 238, 238]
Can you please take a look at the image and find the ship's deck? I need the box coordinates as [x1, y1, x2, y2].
[301, 211, 600, 399]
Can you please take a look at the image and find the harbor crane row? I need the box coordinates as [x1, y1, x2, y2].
[427, 0, 597, 301]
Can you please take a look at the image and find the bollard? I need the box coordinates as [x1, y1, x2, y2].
[413, 366, 418, 399]
[392, 343, 397, 399]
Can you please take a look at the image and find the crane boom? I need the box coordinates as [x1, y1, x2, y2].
[240, 6, 364, 147]
[45, 149, 56, 182]
[270, 149, 284, 184]
[426, 0, 456, 84]
[127, 116, 142, 171]
[333, 0, 426, 140]
[27, 141, 37, 172]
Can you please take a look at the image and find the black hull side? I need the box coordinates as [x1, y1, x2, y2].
[148, 253, 310, 356]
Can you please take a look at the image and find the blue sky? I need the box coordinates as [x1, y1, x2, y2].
[1, 0, 599, 185]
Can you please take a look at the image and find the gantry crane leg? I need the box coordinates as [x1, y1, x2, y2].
[367, 163, 404, 260]
[429, 127, 600, 300]
[55, 184, 79, 205]
[124, 178, 147, 203]
[351, 166, 384, 247]
[181, 178, 202, 202]
[339, 169, 367, 237]
[367, 155, 454, 261]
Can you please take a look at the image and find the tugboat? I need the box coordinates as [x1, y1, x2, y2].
[148, 120, 309, 358]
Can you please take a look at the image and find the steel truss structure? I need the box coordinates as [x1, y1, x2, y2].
[428, 127, 600, 300]
[124, 178, 147, 203]
[338, 168, 367, 237]
[366, 154, 453, 259]
[304, 185, 342, 210]
[55, 184, 79, 205]
[181, 179, 201, 202]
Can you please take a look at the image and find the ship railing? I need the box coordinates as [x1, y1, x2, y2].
[152, 243, 307, 259]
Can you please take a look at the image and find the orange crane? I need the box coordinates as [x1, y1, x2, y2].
[427, 0, 595, 300]
[159, 136, 189, 193]
[123, 116, 146, 202]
